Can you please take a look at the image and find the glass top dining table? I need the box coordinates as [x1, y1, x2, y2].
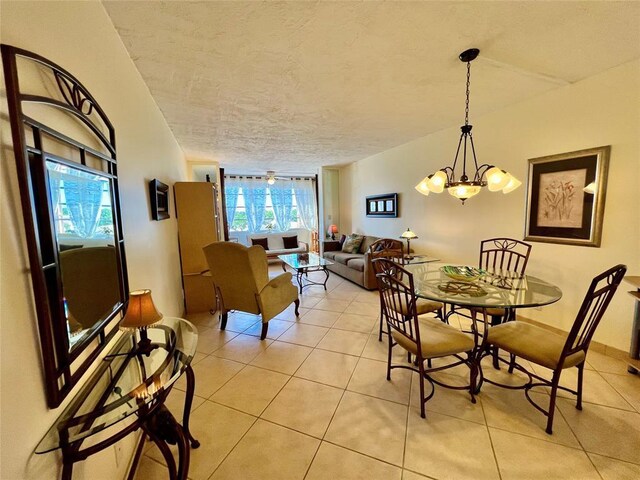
[404, 262, 563, 310]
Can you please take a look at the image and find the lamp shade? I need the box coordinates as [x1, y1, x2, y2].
[426, 171, 447, 193]
[583, 182, 597, 195]
[328, 224, 339, 234]
[415, 177, 430, 196]
[502, 175, 522, 194]
[486, 167, 510, 192]
[401, 228, 418, 240]
[447, 184, 482, 201]
[120, 289, 163, 330]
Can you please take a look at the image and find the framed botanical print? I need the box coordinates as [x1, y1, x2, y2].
[524, 146, 610, 247]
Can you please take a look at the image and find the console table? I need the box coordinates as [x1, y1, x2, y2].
[35, 317, 200, 480]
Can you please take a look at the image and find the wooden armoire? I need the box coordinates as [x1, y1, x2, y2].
[174, 182, 220, 314]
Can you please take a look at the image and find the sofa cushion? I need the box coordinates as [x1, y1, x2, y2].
[347, 258, 365, 272]
[333, 252, 362, 265]
[282, 235, 298, 249]
[251, 237, 269, 250]
[359, 235, 380, 254]
[324, 251, 338, 261]
[269, 246, 306, 256]
[342, 234, 364, 253]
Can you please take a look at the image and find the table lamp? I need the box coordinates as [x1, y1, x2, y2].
[120, 289, 163, 355]
[328, 224, 338, 240]
[400, 228, 418, 260]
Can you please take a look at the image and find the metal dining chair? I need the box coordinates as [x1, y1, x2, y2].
[370, 240, 444, 341]
[373, 258, 477, 419]
[478, 264, 627, 434]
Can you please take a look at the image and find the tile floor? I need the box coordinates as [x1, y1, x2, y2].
[136, 268, 640, 480]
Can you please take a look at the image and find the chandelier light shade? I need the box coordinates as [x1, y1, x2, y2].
[415, 48, 521, 204]
[266, 171, 276, 185]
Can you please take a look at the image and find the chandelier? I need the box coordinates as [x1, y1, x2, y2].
[415, 48, 521, 204]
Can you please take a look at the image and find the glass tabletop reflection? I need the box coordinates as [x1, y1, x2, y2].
[405, 262, 562, 309]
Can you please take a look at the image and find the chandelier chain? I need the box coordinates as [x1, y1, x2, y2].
[464, 60, 471, 126]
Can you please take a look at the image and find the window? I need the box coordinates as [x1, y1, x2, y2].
[229, 187, 301, 232]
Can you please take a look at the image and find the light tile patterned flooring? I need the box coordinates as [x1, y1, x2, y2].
[136, 268, 640, 480]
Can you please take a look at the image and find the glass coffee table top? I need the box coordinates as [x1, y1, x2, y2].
[279, 252, 333, 270]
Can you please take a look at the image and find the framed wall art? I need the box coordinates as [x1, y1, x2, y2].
[524, 146, 610, 247]
[149, 179, 170, 220]
[366, 193, 398, 217]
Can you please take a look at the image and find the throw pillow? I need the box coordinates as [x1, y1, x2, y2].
[341, 234, 364, 254]
[251, 237, 269, 250]
[282, 235, 298, 249]
[339, 234, 346, 246]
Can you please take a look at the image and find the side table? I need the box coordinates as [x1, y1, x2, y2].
[35, 317, 200, 480]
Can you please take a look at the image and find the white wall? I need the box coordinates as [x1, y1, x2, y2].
[1, 1, 187, 478]
[341, 60, 640, 351]
[321, 168, 340, 239]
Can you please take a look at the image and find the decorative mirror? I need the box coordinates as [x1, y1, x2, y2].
[1, 45, 128, 407]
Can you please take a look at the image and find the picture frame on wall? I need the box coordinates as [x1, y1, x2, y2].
[149, 179, 170, 220]
[366, 193, 398, 217]
[524, 146, 610, 247]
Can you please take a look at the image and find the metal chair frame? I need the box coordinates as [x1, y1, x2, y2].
[374, 258, 477, 419]
[474, 264, 627, 434]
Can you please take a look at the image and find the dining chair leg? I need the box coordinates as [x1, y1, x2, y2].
[467, 351, 477, 404]
[576, 362, 585, 410]
[546, 369, 562, 434]
[220, 312, 228, 330]
[508, 353, 516, 374]
[418, 360, 426, 419]
[378, 305, 384, 341]
[386, 331, 393, 381]
[294, 299, 300, 316]
[492, 347, 500, 370]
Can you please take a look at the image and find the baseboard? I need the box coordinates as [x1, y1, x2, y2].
[517, 314, 638, 369]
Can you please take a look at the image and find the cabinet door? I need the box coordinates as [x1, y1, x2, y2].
[174, 182, 219, 274]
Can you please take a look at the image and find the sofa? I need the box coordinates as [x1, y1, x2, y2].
[323, 235, 403, 290]
[247, 232, 308, 260]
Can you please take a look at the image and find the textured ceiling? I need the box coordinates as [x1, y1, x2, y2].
[103, 1, 640, 174]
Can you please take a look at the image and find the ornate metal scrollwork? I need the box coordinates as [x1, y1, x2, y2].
[54, 71, 95, 116]
[493, 239, 518, 251]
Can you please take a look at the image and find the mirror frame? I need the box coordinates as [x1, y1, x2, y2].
[2, 45, 129, 408]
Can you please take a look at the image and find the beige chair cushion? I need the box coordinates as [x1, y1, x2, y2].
[487, 321, 585, 370]
[391, 317, 475, 359]
[391, 297, 443, 316]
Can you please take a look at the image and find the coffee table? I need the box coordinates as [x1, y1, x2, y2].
[279, 253, 334, 294]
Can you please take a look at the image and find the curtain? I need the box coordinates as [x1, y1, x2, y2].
[223, 177, 241, 229]
[293, 178, 318, 231]
[240, 177, 268, 233]
[269, 180, 294, 231]
[53, 171, 104, 238]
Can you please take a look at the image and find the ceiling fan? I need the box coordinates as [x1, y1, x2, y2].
[265, 170, 290, 185]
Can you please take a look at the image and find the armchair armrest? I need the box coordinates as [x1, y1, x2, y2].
[257, 272, 298, 323]
[323, 240, 341, 252]
[298, 241, 309, 252]
[261, 272, 294, 292]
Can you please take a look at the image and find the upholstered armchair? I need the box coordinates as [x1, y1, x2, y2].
[203, 241, 300, 339]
